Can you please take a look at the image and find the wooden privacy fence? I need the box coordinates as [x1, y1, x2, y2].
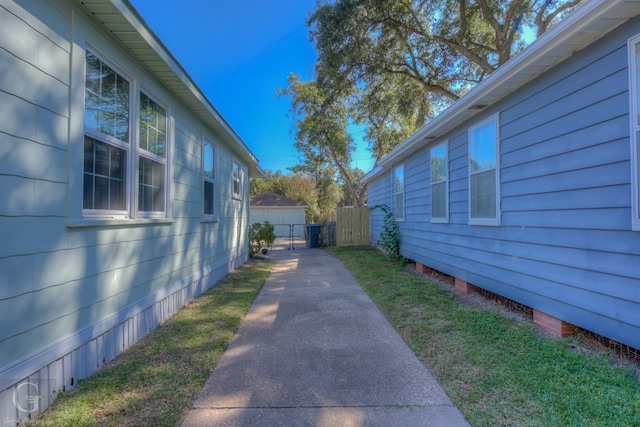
[336, 207, 370, 246]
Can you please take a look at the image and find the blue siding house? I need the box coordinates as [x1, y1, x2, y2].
[363, 0, 640, 351]
[0, 0, 263, 420]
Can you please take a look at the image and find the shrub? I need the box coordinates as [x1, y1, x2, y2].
[249, 221, 276, 255]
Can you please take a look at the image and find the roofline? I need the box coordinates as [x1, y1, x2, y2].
[362, 0, 640, 183]
[77, 0, 265, 178]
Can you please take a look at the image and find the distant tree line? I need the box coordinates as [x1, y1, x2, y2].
[250, 168, 366, 223]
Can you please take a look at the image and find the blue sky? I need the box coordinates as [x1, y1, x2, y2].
[129, 0, 376, 174]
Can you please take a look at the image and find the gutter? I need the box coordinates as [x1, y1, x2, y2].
[362, 0, 640, 184]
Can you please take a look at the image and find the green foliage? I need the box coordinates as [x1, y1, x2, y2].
[328, 246, 640, 427]
[369, 204, 401, 262]
[248, 221, 276, 256]
[338, 166, 366, 207]
[278, 74, 367, 208]
[307, 0, 584, 160]
[250, 171, 343, 223]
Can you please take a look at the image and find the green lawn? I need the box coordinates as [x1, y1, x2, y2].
[30, 246, 640, 426]
[327, 246, 640, 427]
[30, 259, 274, 427]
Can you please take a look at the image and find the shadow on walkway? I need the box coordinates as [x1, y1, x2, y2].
[182, 248, 469, 427]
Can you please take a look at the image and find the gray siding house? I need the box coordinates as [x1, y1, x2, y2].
[0, 0, 263, 420]
[364, 0, 640, 351]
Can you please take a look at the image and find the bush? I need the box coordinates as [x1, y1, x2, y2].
[249, 221, 276, 256]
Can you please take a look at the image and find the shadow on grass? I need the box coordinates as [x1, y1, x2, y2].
[29, 260, 275, 427]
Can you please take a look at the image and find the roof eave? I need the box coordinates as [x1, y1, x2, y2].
[76, 0, 265, 178]
[363, 0, 640, 184]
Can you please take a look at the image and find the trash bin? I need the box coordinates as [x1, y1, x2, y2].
[305, 224, 323, 248]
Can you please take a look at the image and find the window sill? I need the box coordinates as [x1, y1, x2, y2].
[201, 216, 219, 223]
[468, 218, 501, 227]
[67, 217, 174, 228]
[431, 218, 449, 224]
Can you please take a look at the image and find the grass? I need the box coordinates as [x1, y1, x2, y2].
[29, 247, 640, 426]
[30, 259, 274, 427]
[326, 246, 640, 427]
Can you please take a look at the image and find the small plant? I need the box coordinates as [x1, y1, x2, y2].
[369, 204, 402, 262]
[249, 221, 276, 256]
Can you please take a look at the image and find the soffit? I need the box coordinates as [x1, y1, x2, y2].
[364, 0, 640, 182]
[75, 0, 265, 177]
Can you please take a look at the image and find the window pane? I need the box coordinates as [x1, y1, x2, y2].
[83, 173, 93, 208]
[233, 162, 241, 196]
[431, 145, 446, 183]
[83, 137, 127, 210]
[204, 143, 214, 179]
[94, 142, 110, 176]
[203, 142, 215, 215]
[432, 181, 446, 218]
[394, 165, 404, 219]
[470, 119, 496, 172]
[471, 169, 496, 218]
[85, 52, 130, 142]
[636, 43, 640, 127]
[395, 166, 404, 193]
[139, 157, 165, 212]
[139, 92, 166, 157]
[95, 176, 109, 210]
[204, 181, 214, 215]
[395, 192, 404, 219]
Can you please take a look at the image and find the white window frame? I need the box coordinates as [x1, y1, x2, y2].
[232, 160, 243, 199]
[394, 164, 405, 221]
[138, 89, 169, 218]
[80, 47, 172, 223]
[628, 34, 640, 231]
[430, 141, 449, 223]
[83, 50, 133, 219]
[468, 114, 500, 226]
[203, 140, 216, 218]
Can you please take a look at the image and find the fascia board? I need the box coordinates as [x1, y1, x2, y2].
[367, 0, 640, 182]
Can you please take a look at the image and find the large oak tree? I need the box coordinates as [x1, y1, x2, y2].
[281, 0, 583, 203]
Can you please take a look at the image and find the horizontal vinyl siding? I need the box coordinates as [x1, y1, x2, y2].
[0, 1, 251, 418]
[392, 17, 640, 351]
[367, 171, 391, 245]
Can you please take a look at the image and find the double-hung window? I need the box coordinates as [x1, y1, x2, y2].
[469, 115, 500, 225]
[83, 52, 130, 215]
[83, 50, 169, 220]
[431, 142, 448, 222]
[232, 160, 242, 199]
[138, 92, 167, 215]
[203, 141, 215, 216]
[628, 34, 640, 230]
[394, 164, 405, 221]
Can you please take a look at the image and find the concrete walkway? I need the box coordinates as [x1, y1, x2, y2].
[182, 248, 469, 427]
